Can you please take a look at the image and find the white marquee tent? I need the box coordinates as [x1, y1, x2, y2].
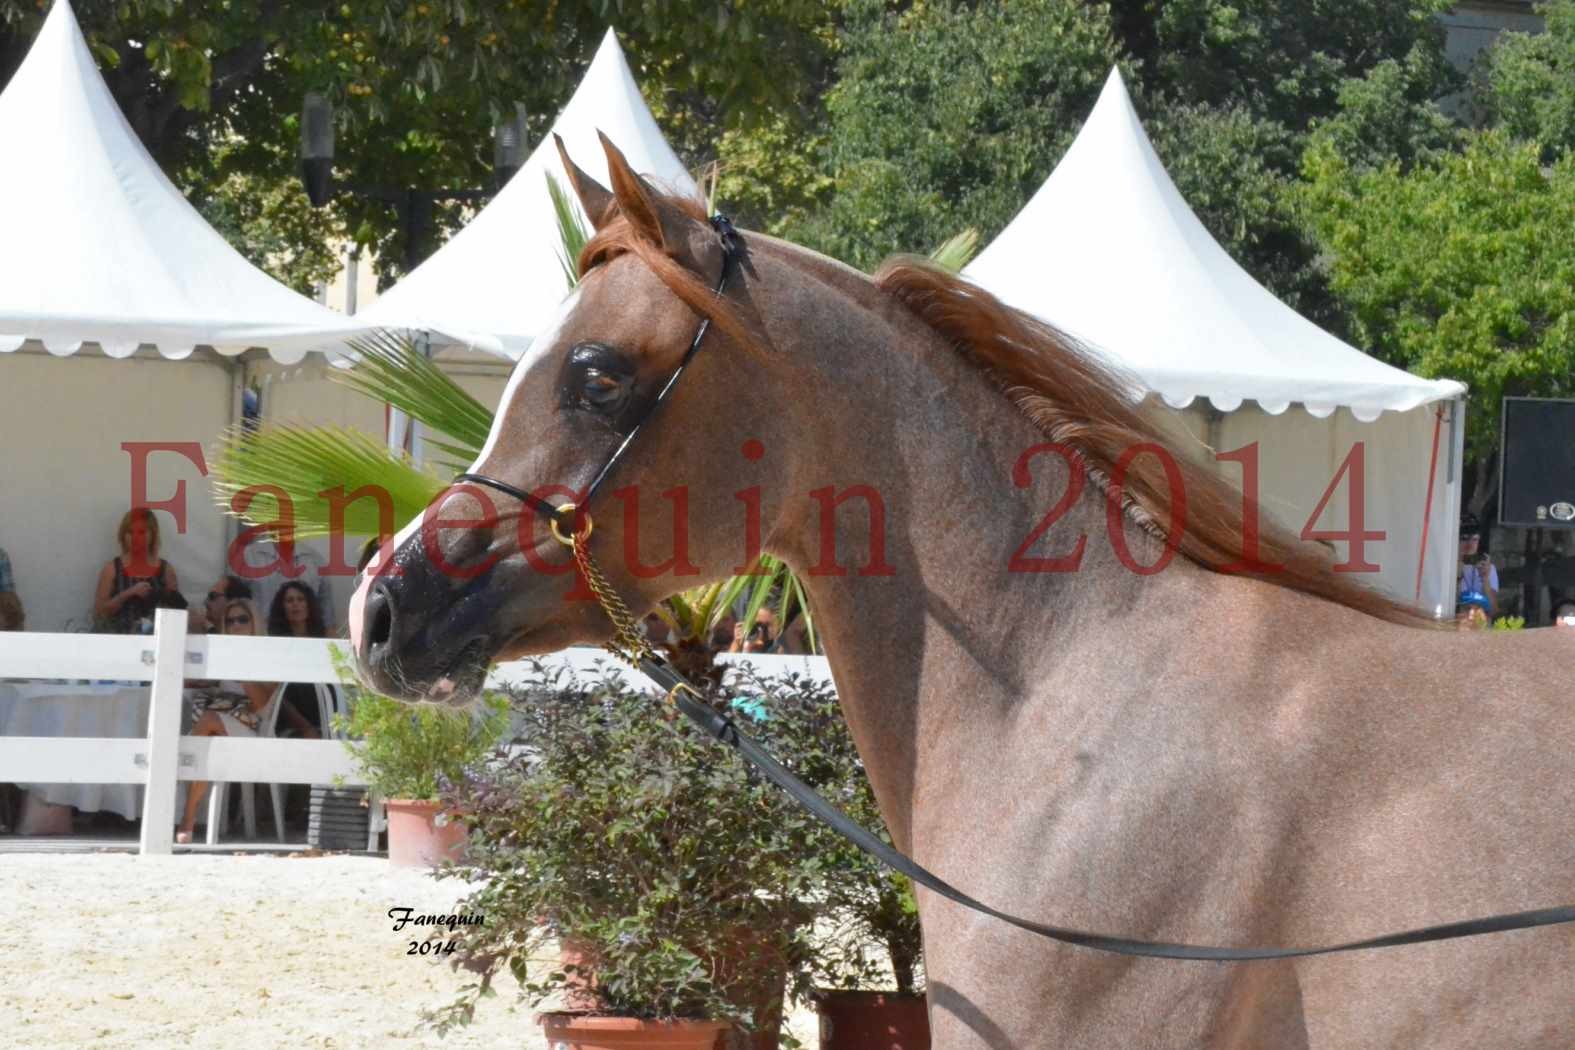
[965, 69, 1467, 614]
[361, 28, 697, 358]
[0, 1, 373, 631]
[0, 1, 370, 362]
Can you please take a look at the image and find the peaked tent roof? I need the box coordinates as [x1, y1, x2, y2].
[360, 29, 698, 358]
[0, 1, 370, 364]
[963, 69, 1463, 421]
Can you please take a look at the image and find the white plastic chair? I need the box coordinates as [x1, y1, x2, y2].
[204, 683, 338, 844]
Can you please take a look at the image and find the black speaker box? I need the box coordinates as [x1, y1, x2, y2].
[1500, 397, 1575, 528]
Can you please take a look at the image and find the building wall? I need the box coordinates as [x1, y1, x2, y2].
[0, 347, 236, 631]
[1440, 2, 1545, 73]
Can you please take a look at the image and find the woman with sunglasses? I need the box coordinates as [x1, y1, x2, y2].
[201, 576, 252, 634]
[175, 598, 277, 843]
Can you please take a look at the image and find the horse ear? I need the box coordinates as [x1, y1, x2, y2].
[598, 130, 694, 253]
[553, 134, 617, 231]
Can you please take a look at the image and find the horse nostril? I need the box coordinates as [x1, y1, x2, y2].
[367, 583, 395, 651]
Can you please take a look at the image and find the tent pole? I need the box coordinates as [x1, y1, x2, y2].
[1205, 406, 1224, 454]
[225, 357, 247, 563]
[1438, 398, 1468, 616]
[1414, 404, 1445, 603]
[410, 329, 432, 467]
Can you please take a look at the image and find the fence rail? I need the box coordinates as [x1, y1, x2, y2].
[0, 611, 833, 856]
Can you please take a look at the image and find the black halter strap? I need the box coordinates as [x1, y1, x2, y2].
[456, 214, 741, 526]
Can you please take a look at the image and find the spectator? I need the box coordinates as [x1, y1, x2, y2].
[1458, 514, 1498, 616]
[203, 575, 253, 635]
[728, 597, 813, 655]
[731, 606, 788, 654]
[238, 529, 338, 636]
[176, 599, 277, 844]
[267, 581, 329, 737]
[1552, 601, 1575, 629]
[0, 541, 22, 631]
[269, 580, 327, 639]
[94, 508, 178, 633]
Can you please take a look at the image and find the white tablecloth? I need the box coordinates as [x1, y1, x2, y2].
[0, 681, 188, 820]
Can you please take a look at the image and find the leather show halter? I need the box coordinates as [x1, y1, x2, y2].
[453, 214, 1575, 961]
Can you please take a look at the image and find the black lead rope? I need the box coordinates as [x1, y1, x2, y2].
[638, 654, 1575, 961]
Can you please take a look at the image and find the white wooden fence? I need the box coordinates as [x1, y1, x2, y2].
[0, 609, 832, 856]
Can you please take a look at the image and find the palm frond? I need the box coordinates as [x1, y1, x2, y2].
[547, 172, 592, 290]
[929, 228, 980, 273]
[209, 422, 445, 538]
[330, 329, 493, 459]
[661, 554, 818, 654]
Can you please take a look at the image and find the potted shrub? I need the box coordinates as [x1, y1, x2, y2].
[428, 662, 862, 1048]
[809, 869, 928, 1050]
[795, 680, 928, 1050]
[335, 688, 509, 867]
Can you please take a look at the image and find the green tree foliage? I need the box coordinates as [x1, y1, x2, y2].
[1109, 0, 1457, 133]
[1476, 0, 1575, 161]
[1304, 47, 1462, 173]
[193, 141, 346, 295]
[1125, 0, 1461, 320]
[1301, 132, 1575, 471]
[795, 0, 1462, 319]
[0, 0, 836, 284]
[789, 0, 1117, 271]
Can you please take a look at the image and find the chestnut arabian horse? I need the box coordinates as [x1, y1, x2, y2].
[349, 135, 1573, 1048]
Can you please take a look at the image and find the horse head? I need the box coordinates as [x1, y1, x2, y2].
[348, 134, 777, 703]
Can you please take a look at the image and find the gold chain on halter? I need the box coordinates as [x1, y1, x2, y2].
[550, 503, 652, 666]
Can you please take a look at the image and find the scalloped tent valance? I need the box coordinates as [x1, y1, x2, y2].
[0, 1, 371, 364]
[964, 69, 1464, 422]
[359, 29, 697, 359]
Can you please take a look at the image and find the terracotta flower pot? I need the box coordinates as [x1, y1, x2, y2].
[550, 924, 790, 1048]
[538, 1014, 731, 1050]
[384, 798, 467, 868]
[814, 990, 930, 1050]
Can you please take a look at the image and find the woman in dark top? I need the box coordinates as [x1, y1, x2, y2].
[268, 581, 329, 736]
[93, 508, 178, 633]
[268, 580, 327, 639]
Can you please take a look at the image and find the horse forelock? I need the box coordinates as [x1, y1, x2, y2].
[870, 257, 1439, 629]
[574, 190, 759, 355]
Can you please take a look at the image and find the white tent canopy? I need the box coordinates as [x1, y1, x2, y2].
[965, 70, 1463, 422]
[965, 69, 1466, 615]
[0, 1, 370, 364]
[360, 29, 697, 358]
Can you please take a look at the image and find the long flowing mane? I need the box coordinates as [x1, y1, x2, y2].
[578, 192, 1435, 628]
[873, 258, 1435, 627]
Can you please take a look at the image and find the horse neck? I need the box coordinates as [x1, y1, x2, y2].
[752, 245, 1201, 848]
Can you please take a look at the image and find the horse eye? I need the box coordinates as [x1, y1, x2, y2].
[581, 369, 630, 410]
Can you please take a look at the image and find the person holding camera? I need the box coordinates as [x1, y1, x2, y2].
[728, 604, 811, 655]
[1458, 514, 1498, 617]
[93, 508, 178, 634]
[730, 607, 779, 654]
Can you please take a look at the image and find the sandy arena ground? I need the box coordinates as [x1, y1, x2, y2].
[0, 852, 818, 1050]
